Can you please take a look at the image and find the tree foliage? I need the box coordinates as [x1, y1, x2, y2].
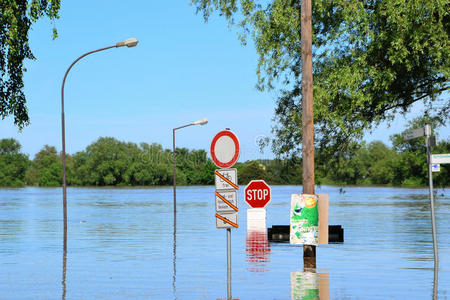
[27, 145, 62, 186]
[318, 117, 450, 187]
[238, 160, 269, 184]
[0, 0, 60, 128]
[388, 116, 449, 186]
[0, 138, 29, 186]
[69, 137, 215, 187]
[0, 133, 448, 188]
[192, 0, 449, 156]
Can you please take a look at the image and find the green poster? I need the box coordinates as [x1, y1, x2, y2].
[290, 194, 319, 245]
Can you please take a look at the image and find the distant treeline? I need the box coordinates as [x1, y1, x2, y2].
[0, 136, 449, 188]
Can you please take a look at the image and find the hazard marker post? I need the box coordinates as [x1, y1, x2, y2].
[211, 129, 240, 300]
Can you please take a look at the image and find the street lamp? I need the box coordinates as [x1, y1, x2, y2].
[171, 118, 207, 293]
[61, 38, 138, 249]
[172, 118, 208, 223]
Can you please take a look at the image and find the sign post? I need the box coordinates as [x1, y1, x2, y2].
[211, 129, 240, 300]
[425, 124, 438, 268]
[404, 125, 438, 267]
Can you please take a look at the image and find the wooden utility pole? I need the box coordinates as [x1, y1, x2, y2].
[301, 0, 316, 265]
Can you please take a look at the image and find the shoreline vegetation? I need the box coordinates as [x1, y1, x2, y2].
[1, 136, 449, 189]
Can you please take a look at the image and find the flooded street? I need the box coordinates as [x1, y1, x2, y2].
[0, 186, 449, 299]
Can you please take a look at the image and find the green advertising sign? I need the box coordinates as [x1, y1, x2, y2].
[290, 194, 319, 245]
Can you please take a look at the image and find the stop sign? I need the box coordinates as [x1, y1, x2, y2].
[245, 180, 271, 208]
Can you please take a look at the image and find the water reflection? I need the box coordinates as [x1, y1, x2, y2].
[303, 257, 316, 270]
[0, 220, 25, 248]
[245, 230, 271, 272]
[246, 209, 271, 272]
[290, 271, 329, 300]
[62, 231, 67, 300]
[173, 213, 177, 298]
[433, 263, 438, 300]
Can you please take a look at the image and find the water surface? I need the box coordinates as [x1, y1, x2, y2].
[0, 186, 449, 299]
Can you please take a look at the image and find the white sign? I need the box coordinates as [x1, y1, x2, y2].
[215, 191, 238, 212]
[216, 212, 238, 229]
[215, 168, 238, 190]
[247, 208, 266, 231]
[404, 127, 425, 140]
[210, 130, 240, 168]
[431, 154, 450, 164]
[214, 168, 239, 230]
[432, 164, 440, 172]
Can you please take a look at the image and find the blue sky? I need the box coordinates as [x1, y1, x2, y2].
[1, 1, 448, 161]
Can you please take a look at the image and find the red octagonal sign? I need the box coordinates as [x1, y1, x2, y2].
[245, 180, 271, 208]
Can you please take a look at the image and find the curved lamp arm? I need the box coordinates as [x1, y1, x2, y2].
[61, 38, 138, 250]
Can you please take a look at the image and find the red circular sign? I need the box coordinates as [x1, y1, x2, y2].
[210, 130, 240, 168]
[244, 180, 271, 208]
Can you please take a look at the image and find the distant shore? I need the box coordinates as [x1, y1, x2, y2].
[1, 137, 449, 188]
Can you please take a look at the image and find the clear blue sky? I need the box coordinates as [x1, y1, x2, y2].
[1, 1, 448, 161]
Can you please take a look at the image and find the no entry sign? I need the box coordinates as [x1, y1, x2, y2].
[245, 180, 271, 208]
[210, 130, 240, 168]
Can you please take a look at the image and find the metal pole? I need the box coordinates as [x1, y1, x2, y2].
[61, 45, 116, 246]
[301, 0, 316, 260]
[425, 124, 438, 267]
[173, 129, 177, 233]
[172, 128, 177, 298]
[171, 120, 206, 296]
[172, 123, 195, 232]
[227, 228, 232, 300]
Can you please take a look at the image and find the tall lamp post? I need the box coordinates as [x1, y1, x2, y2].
[61, 38, 138, 250]
[172, 118, 208, 223]
[172, 118, 208, 293]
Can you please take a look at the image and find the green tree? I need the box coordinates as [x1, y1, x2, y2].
[238, 160, 268, 185]
[30, 145, 62, 186]
[321, 142, 371, 185]
[1, 0, 60, 128]
[70, 150, 89, 186]
[0, 138, 29, 187]
[24, 163, 38, 185]
[72, 137, 138, 186]
[71, 138, 175, 187]
[264, 158, 302, 185]
[124, 143, 172, 186]
[366, 141, 398, 185]
[192, 0, 449, 156]
[174, 148, 215, 185]
[390, 116, 449, 186]
[186, 150, 215, 185]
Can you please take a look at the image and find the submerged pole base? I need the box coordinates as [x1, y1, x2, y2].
[303, 245, 316, 269]
[303, 245, 316, 257]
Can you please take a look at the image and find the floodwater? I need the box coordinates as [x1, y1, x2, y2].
[0, 186, 449, 299]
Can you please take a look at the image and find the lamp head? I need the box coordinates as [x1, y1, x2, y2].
[193, 118, 208, 126]
[116, 38, 139, 48]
